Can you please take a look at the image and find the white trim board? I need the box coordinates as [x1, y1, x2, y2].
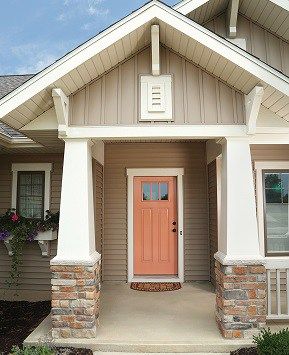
[126, 168, 185, 283]
[1, 1, 289, 125]
[11, 163, 53, 216]
[254, 161, 289, 257]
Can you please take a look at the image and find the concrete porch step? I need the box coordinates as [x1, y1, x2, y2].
[94, 353, 229, 355]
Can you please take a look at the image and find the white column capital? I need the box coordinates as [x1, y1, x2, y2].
[216, 136, 251, 145]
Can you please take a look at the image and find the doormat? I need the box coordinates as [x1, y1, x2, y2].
[130, 282, 181, 292]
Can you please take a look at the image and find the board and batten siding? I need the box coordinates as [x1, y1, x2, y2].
[0, 154, 63, 301]
[205, 13, 289, 77]
[208, 160, 218, 287]
[103, 142, 209, 282]
[70, 46, 245, 126]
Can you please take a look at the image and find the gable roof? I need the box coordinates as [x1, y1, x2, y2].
[1, 0, 289, 130]
[174, 0, 289, 42]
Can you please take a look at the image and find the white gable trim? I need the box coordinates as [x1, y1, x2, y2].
[174, 0, 289, 15]
[1, 0, 289, 123]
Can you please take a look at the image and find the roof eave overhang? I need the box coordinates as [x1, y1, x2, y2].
[0, 0, 289, 122]
[173, 0, 289, 15]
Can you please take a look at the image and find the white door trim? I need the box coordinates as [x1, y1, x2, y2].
[127, 168, 185, 283]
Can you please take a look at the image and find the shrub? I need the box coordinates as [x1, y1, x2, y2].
[253, 327, 289, 355]
[10, 345, 54, 355]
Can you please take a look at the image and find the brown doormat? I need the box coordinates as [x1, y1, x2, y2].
[130, 282, 181, 292]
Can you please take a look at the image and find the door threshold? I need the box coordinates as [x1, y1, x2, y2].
[131, 276, 182, 283]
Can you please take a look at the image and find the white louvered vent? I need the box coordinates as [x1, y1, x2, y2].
[140, 75, 173, 121]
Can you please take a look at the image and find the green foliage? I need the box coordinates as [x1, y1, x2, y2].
[0, 209, 59, 290]
[253, 327, 289, 355]
[10, 345, 54, 355]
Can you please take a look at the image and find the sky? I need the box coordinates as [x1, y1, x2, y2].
[0, 0, 176, 75]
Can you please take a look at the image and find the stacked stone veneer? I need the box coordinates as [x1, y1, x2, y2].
[215, 260, 267, 339]
[51, 260, 101, 339]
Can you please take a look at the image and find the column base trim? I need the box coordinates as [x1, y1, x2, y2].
[50, 251, 101, 266]
[215, 251, 265, 266]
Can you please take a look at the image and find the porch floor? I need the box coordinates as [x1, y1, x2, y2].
[25, 281, 260, 353]
[25, 282, 289, 353]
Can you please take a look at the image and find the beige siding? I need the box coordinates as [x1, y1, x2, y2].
[70, 46, 245, 126]
[93, 159, 103, 256]
[103, 142, 209, 282]
[251, 145, 289, 161]
[0, 154, 63, 301]
[208, 160, 218, 287]
[205, 13, 289, 77]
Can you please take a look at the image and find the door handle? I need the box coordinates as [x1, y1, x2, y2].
[172, 228, 177, 233]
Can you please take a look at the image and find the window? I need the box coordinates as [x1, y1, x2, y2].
[263, 171, 289, 255]
[17, 171, 45, 219]
[142, 182, 168, 201]
[11, 163, 52, 220]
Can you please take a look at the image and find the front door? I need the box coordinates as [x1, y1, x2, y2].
[133, 176, 178, 275]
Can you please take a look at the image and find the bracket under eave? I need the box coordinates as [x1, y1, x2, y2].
[227, 0, 240, 38]
[245, 85, 264, 135]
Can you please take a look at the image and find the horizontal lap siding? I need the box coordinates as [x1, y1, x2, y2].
[208, 160, 218, 287]
[70, 46, 245, 126]
[93, 160, 103, 257]
[0, 154, 63, 301]
[103, 142, 209, 282]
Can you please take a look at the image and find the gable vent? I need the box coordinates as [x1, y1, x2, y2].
[140, 75, 173, 121]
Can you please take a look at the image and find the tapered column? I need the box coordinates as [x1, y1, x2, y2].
[51, 138, 101, 339]
[215, 137, 266, 339]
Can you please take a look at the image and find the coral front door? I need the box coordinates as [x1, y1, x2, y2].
[133, 176, 178, 275]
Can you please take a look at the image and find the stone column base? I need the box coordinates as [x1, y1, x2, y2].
[51, 259, 101, 339]
[215, 260, 266, 339]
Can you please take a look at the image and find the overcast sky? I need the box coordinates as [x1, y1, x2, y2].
[0, 0, 176, 75]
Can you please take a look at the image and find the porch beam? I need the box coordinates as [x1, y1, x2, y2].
[151, 25, 160, 76]
[245, 85, 264, 135]
[226, 0, 240, 38]
[61, 125, 248, 140]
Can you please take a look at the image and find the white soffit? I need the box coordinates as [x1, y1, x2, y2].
[175, 0, 289, 42]
[1, 0, 289, 129]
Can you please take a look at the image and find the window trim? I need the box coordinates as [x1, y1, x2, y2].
[17, 171, 46, 220]
[11, 163, 52, 218]
[255, 161, 289, 257]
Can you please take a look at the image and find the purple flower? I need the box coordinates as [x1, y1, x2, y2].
[0, 230, 10, 241]
[27, 230, 38, 242]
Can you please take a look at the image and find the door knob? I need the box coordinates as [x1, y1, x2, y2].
[172, 228, 177, 233]
[172, 221, 176, 225]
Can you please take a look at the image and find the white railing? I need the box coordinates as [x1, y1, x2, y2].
[266, 259, 289, 320]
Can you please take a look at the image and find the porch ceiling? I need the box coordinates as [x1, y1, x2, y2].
[0, 0, 289, 131]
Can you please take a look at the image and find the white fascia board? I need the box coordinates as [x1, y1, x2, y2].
[173, 0, 209, 15]
[270, 0, 289, 12]
[63, 124, 247, 139]
[0, 0, 289, 122]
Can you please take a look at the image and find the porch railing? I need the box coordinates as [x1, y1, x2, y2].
[266, 260, 289, 320]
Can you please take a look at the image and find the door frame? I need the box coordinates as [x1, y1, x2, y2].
[127, 168, 184, 283]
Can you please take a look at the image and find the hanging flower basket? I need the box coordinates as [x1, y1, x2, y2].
[0, 209, 59, 288]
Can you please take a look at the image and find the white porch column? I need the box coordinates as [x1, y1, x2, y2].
[215, 137, 266, 339]
[52, 138, 100, 264]
[216, 137, 262, 263]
